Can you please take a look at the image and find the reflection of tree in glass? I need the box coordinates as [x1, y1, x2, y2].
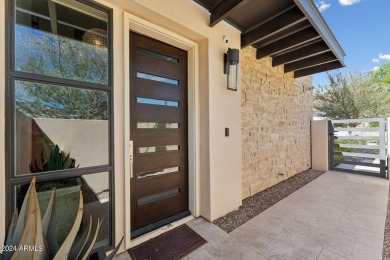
[16, 25, 108, 83]
[15, 25, 109, 120]
[16, 81, 108, 120]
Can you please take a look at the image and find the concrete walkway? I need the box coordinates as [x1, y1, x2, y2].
[117, 171, 389, 260]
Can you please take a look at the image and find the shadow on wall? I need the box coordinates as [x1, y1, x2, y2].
[16, 109, 109, 188]
[15, 110, 110, 245]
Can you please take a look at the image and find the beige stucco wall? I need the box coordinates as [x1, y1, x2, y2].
[312, 120, 329, 171]
[34, 119, 109, 168]
[35, 119, 109, 194]
[241, 46, 313, 199]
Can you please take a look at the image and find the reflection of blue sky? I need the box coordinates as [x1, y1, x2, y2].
[40, 101, 65, 109]
[137, 97, 179, 107]
[15, 87, 63, 109]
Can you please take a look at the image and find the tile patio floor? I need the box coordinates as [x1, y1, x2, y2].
[116, 171, 389, 260]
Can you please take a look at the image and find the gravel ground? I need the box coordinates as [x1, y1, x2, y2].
[383, 183, 390, 259]
[213, 169, 325, 233]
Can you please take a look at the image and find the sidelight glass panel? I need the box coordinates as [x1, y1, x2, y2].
[136, 72, 179, 85]
[137, 145, 179, 154]
[137, 166, 180, 179]
[12, 172, 111, 248]
[14, 0, 109, 84]
[14, 80, 110, 175]
[9, 0, 113, 250]
[137, 122, 179, 129]
[137, 48, 179, 63]
[137, 97, 179, 107]
[138, 188, 180, 205]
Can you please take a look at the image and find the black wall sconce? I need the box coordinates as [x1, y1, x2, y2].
[224, 48, 239, 91]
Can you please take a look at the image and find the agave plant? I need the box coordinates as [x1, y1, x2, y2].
[30, 145, 79, 173]
[0, 178, 123, 260]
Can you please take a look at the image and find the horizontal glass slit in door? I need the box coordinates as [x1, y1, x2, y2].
[138, 188, 180, 205]
[138, 166, 180, 179]
[137, 48, 179, 63]
[137, 122, 179, 129]
[138, 145, 179, 154]
[137, 97, 179, 107]
[137, 72, 179, 85]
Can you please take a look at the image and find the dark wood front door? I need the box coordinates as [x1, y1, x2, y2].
[130, 32, 189, 238]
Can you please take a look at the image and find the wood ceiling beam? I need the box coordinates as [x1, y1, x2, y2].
[241, 6, 306, 48]
[272, 41, 330, 67]
[270, 38, 322, 57]
[256, 27, 320, 59]
[294, 61, 343, 78]
[210, 0, 251, 27]
[284, 52, 338, 72]
[254, 20, 312, 48]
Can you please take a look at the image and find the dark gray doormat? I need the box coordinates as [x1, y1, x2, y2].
[214, 169, 325, 233]
[128, 224, 207, 260]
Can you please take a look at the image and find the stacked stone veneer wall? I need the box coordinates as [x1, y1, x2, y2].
[241, 46, 313, 199]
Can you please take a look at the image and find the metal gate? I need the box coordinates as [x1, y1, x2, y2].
[329, 118, 387, 178]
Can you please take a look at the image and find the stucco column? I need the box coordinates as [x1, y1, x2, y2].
[311, 120, 329, 171]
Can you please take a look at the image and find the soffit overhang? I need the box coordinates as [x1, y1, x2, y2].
[193, 0, 346, 78]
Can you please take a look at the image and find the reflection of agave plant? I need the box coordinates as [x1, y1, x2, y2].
[30, 145, 79, 173]
[0, 177, 123, 260]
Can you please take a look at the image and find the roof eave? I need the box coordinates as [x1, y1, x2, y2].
[293, 0, 346, 67]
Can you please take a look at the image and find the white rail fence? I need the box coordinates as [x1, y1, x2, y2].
[329, 118, 387, 178]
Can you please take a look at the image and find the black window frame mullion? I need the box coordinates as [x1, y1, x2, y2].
[9, 165, 113, 185]
[7, 0, 14, 72]
[9, 71, 113, 91]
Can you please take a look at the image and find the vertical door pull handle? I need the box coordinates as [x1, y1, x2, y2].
[129, 141, 134, 178]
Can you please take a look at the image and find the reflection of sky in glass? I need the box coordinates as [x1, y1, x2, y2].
[15, 25, 109, 85]
[137, 72, 179, 85]
[137, 97, 179, 107]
